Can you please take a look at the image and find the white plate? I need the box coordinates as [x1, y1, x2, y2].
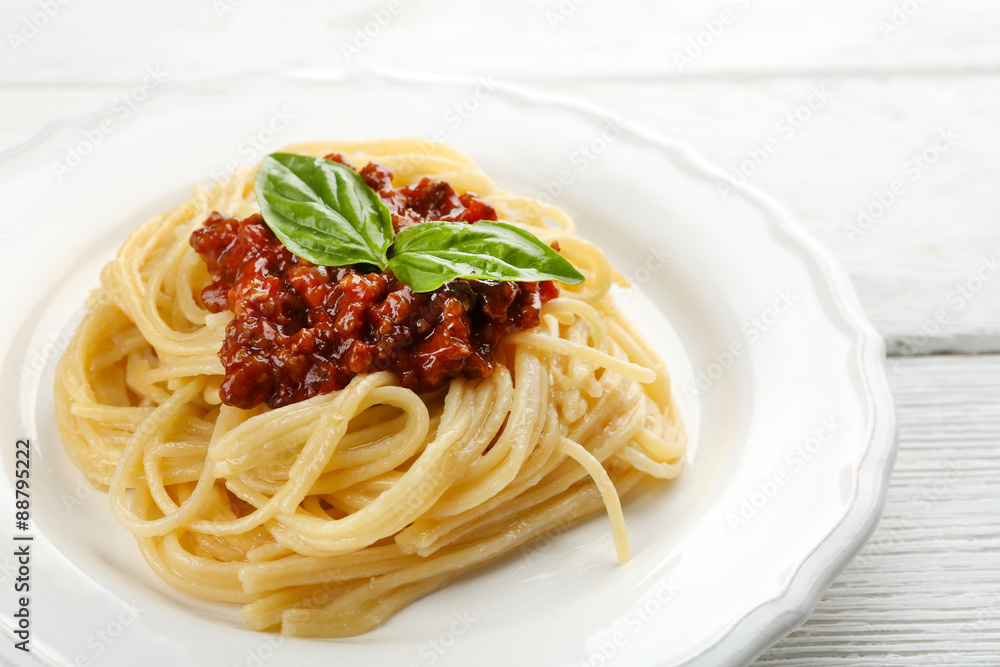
[0, 70, 896, 667]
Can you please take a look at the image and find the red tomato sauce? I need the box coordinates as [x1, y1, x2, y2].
[190, 154, 559, 409]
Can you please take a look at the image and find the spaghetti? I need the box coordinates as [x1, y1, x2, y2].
[54, 139, 686, 637]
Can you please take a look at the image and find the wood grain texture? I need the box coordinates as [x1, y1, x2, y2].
[548, 77, 1000, 355]
[755, 354, 1000, 666]
[1, 0, 999, 82]
[1, 2, 998, 664]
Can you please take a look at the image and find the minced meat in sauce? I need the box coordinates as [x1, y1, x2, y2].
[189, 154, 559, 409]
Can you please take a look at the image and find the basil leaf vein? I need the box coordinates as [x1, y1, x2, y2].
[387, 221, 585, 292]
[254, 153, 393, 269]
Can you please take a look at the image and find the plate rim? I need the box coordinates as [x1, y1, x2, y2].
[0, 68, 898, 667]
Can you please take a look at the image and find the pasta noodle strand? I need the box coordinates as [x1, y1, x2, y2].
[54, 139, 686, 637]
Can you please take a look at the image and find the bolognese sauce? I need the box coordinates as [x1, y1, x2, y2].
[190, 154, 559, 409]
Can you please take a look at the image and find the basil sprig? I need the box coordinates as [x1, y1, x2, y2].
[253, 153, 585, 292]
[254, 153, 394, 268]
[388, 220, 581, 292]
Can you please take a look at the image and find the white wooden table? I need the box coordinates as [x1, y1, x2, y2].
[2, 1, 998, 664]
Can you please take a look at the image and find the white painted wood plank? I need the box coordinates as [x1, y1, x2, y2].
[547, 77, 1000, 354]
[754, 354, 1000, 666]
[1, 0, 1000, 85]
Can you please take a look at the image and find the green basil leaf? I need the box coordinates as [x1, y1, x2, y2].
[387, 220, 585, 293]
[254, 153, 393, 269]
